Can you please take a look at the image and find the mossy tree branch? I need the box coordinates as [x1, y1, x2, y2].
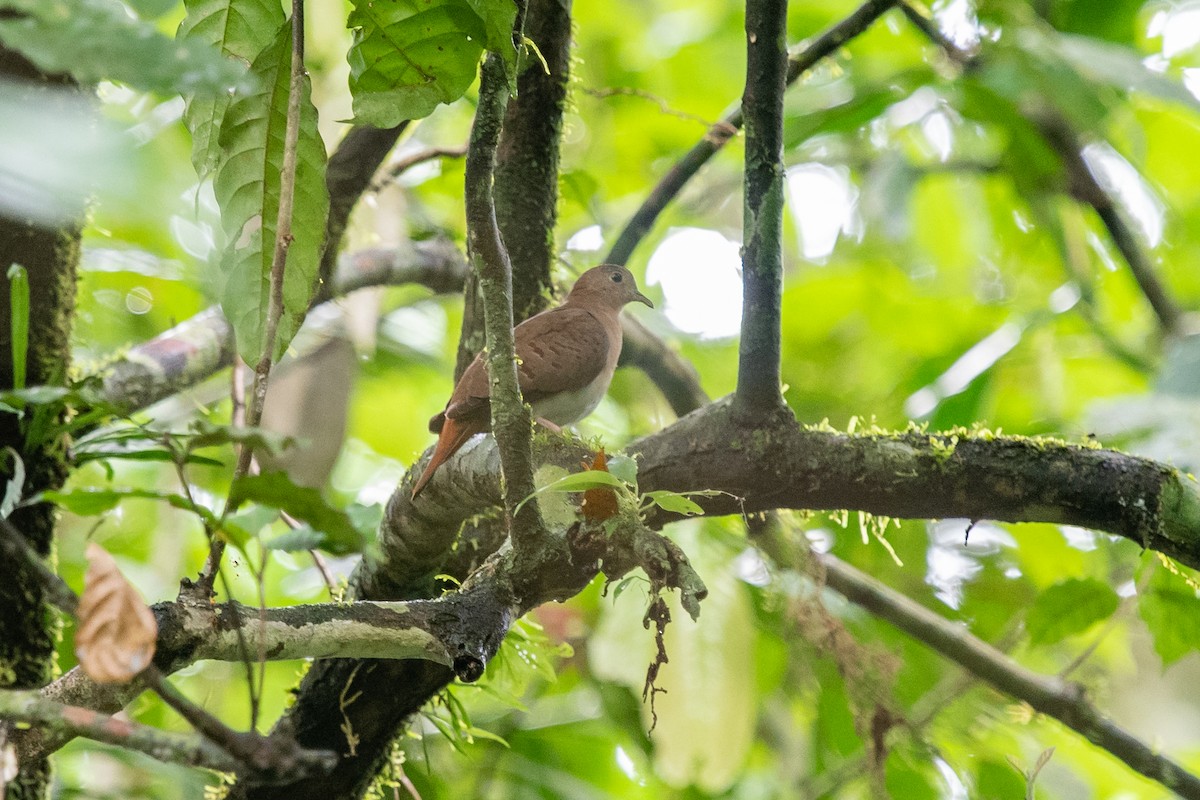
[0, 45, 82, 800]
[464, 53, 544, 557]
[737, 0, 789, 415]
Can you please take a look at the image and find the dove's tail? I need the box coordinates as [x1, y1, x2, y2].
[411, 415, 486, 499]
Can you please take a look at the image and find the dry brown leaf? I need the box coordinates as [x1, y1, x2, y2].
[75, 543, 157, 684]
[580, 449, 619, 522]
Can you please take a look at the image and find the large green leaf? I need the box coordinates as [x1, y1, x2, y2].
[231, 471, 366, 554]
[1051, 34, 1200, 114]
[1026, 577, 1119, 645]
[0, 0, 241, 96]
[346, 0, 489, 128]
[1138, 560, 1200, 665]
[178, 0, 286, 176]
[214, 23, 329, 364]
[466, 0, 519, 83]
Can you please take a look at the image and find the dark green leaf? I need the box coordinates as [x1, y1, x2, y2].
[1026, 577, 1119, 645]
[1139, 563, 1200, 665]
[231, 472, 365, 554]
[7, 264, 28, 390]
[40, 487, 194, 516]
[264, 525, 325, 552]
[465, 0, 518, 83]
[214, 23, 329, 364]
[346, 0, 487, 127]
[0, 0, 243, 96]
[178, 0, 284, 176]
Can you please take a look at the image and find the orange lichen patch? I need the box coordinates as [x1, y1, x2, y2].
[75, 544, 158, 684]
[580, 449, 619, 522]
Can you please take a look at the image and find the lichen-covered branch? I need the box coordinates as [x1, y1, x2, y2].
[819, 553, 1200, 799]
[737, 0, 789, 414]
[463, 53, 543, 555]
[494, 0, 571, 319]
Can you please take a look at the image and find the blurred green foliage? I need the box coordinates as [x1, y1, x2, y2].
[7, 0, 1200, 797]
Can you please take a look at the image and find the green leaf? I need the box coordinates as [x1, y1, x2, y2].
[1026, 577, 1119, 645]
[465, 0, 519, 83]
[346, 0, 488, 128]
[264, 525, 326, 552]
[221, 504, 279, 551]
[40, 487, 195, 517]
[537, 469, 626, 493]
[1138, 562, 1200, 665]
[0, 0, 243, 96]
[178, 0, 284, 176]
[515, 468, 629, 517]
[74, 448, 224, 468]
[214, 23, 329, 364]
[7, 264, 27, 390]
[1052, 34, 1200, 113]
[0, 386, 71, 408]
[231, 471, 364, 554]
[605, 454, 639, 486]
[642, 490, 705, 516]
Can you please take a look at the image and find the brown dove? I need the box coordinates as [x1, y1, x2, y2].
[411, 264, 653, 498]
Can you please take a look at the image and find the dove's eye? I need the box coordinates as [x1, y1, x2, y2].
[611, 273, 623, 283]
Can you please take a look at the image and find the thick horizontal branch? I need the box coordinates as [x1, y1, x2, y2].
[401, 398, 1200, 575]
[632, 400, 1200, 568]
[820, 553, 1200, 798]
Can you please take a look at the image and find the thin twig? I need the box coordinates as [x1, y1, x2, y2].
[604, 0, 898, 267]
[820, 553, 1200, 798]
[369, 144, 468, 193]
[581, 86, 723, 129]
[898, 0, 1186, 338]
[200, 0, 309, 601]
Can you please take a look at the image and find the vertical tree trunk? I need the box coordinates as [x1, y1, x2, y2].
[454, 0, 572, 379]
[0, 48, 81, 800]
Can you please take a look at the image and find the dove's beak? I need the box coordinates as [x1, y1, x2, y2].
[634, 291, 654, 308]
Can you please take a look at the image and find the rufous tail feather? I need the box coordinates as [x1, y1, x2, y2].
[410, 416, 485, 498]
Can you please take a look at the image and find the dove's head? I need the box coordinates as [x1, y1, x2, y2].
[566, 264, 654, 311]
